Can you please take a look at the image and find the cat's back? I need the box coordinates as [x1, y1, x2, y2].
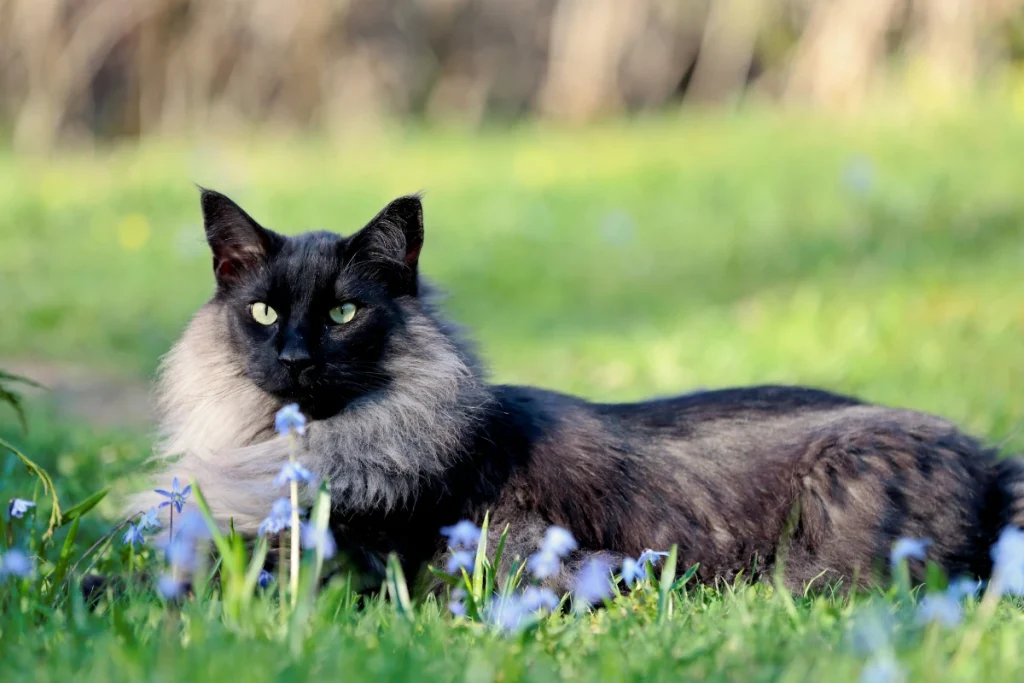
[487, 382, 985, 514]
[592, 384, 973, 461]
[493, 383, 968, 463]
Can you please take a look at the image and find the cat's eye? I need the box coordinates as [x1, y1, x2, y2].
[250, 302, 278, 326]
[329, 302, 357, 325]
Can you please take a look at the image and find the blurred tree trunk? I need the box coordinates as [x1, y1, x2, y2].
[538, 0, 645, 122]
[907, 0, 976, 102]
[10, 0, 64, 153]
[687, 0, 764, 104]
[11, 0, 169, 152]
[784, 0, 902, 110]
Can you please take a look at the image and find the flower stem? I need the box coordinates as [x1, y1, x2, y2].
[168, 507, 177, 582]
[288, 433, 300, 607]
[279, 534, 287, 627]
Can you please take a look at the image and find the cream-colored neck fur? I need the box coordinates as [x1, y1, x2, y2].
[126, 302, 490, 534]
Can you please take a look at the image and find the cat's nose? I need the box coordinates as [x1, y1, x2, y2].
[278, 346, 312, 373]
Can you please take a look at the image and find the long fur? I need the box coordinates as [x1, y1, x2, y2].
[128, 298, 491, 534]
[126, 191, 1024, 595]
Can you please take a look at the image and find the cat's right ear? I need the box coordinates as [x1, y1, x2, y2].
[199, 189, 280, 288]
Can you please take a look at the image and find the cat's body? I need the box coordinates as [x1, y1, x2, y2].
[129, 191, 1024, 592]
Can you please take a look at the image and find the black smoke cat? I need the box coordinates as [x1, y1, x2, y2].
[130, 190, 1024, 592]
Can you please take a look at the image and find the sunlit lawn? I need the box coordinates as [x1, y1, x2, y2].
[2, 111, 1024, 681]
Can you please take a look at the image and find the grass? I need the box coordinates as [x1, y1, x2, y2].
[2, 110, 1024, 681]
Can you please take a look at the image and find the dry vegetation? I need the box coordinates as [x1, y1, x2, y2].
[2, 0, 1024, 150]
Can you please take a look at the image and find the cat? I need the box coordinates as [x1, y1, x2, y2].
[127, 189, 1024, 594]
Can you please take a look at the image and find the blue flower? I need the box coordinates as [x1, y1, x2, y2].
[449, 587, 467, 616]
[540, 526, 577, 558]
[137, 507, 161, 531]
[621, 558, 645, 586]
[636, 549, 669, 568]
[154, 512, 208, 572]
[122, 524, 145, 548]
[521, 586, 559, 612]
[164, 535, 197, 571]
[890, 537, 931, 567]
[0, 550, 33, 578]
[439, 520, 481, 550]
[275, 403, 307, 437]
[257, 569, 275, 589]
[486, 595, 525, 632]
[258, 516, 288, 536]
[258, 498, 297, 536]
[300, 523, 337, 559]
[527, 549, 561, 580]
[860, 653, 903, 683]
[273, 462, 317, 488]
[947, 577, 983, 600]
[270, 498, 295, 519]
[8, 498, 35, 519]
[175, 509, 211, 541]
[849, 607, 894, 656]
[623, 549, 669, 585]
[843, 155, 876, 198]
[446, 549, 475, 575]
[157, 574, 186, 600]
[916, 592, 962, 628]
[990, 526, 1024, 595]
[155, 477, 192, 514]
[573, 558, 612, 607]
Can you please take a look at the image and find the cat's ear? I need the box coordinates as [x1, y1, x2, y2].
[199, 189, 280, 288]
[347, 195, 424, 292]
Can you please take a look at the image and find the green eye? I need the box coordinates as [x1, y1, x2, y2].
[250, 302, 278, 326]
[329, 302, 357, 325]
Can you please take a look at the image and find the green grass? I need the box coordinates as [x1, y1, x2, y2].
[3, 110, 1024, 681]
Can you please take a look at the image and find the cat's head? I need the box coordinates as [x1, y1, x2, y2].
[199, 189, 427, 415]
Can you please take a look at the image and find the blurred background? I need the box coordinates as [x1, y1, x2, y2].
[1, 0, 1024, 509]
[3, 0, 1024, 148]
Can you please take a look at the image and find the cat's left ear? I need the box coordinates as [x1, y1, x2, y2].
[347, 195, 424, 293]
[199, 188, 282, 289]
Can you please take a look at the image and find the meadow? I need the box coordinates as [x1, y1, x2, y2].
[2, 111, 1024, 681]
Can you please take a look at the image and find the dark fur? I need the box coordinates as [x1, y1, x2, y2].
[134, 190, 1024, 594]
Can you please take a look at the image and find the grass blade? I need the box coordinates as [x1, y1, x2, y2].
[657, 544, 678, 625]
[0, 370, 45, 389]
[386, 552, 414, 621]
[0, 370, 43, 433]
[0, 387, 28, 432]
[472, 511, 489, 601]
[241, 537, 270, 596]
[45, 516, 80, 603]
[59, 488, 109, 527]
[671, 563, 700, 592]
[0, 436, 62, 539]
[427, 565, 461, 586]
[189, 479, 243, 577]
[487, 523, 510, 597]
